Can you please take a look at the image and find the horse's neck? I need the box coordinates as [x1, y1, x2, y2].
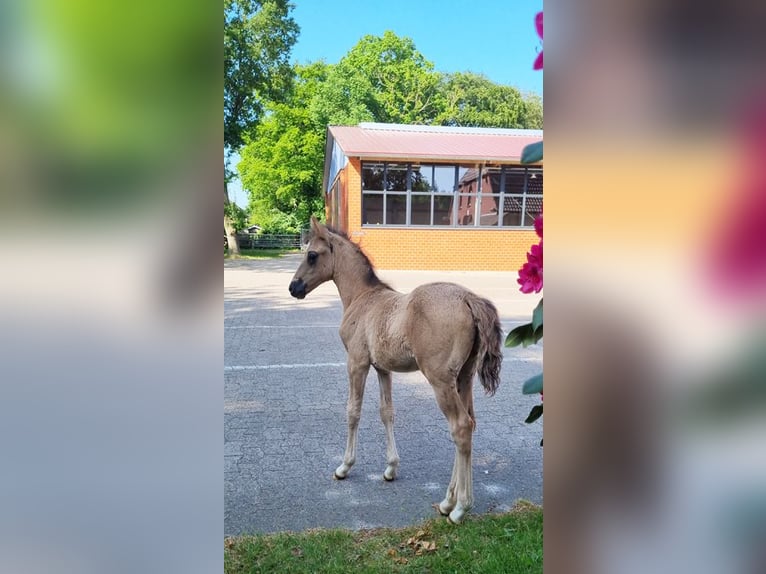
[332, 243, 378, 310]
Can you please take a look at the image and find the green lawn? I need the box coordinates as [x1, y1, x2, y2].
[224, 501, 542, 574]
[224, 248, 301, 260]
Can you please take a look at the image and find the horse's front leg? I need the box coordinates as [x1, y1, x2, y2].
[334, 359, 370, 479]
[376, 369, 400, 481]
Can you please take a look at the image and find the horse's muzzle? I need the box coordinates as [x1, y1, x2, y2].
[289, 279, 306, 299]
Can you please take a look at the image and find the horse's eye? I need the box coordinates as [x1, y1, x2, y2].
[307, 251, 318, 265]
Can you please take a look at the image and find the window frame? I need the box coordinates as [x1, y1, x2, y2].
[361, 161, 542, 229]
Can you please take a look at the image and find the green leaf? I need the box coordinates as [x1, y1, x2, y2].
[505, 323, 534, 347]
[521, 141, 543, 164]
[533, 324, 543, 343]
[525, 404, 543, 424]
[522, 372, 543, 395]
[532, 299, 543, 331]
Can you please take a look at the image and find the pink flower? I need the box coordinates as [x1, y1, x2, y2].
[533, 12, 543, 70]
[518, 238, 544, 293]
[534, 214, 543, 238]
[528, 240, 543, 268]
[518, 261, 543, 293]
[707, 99, 766, 300]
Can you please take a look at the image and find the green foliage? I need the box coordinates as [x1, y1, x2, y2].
[522, 93, 544, 130]
[311, 31, 443, 126]
[238, 63, 327, 233]
[224, 202, 249, 232]
[525, 404, 544, 424]
[505, 322, 543, 348]
[522, 373, 543, 395]
[224, 0, 299, 152]
[531, 299, 544, 331]
[436, 72, 543, 129]
[521, 141, 544, 164]
[224, 502, 543, 574]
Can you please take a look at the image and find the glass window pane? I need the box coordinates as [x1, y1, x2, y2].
[386, 194, 407, 225]
[503, 167, 526, 194]
[433, 165, 456, 193]
[481, 167, 502, 195]
[362, 193, 383, 224]
[527, 169, 543, 194]
[411, 165, 434, 192]
[457, 194, 477, 226]
[434, 196, 453, 226]
[456, 167, 477, 194]
[386, 164, 408, 191]
[478, 194, 500, 226]
[501, 195, 523, 226]
[362, 163, 384, 191]
[524, 195, 543, 226]
[411, 194, 431, 225]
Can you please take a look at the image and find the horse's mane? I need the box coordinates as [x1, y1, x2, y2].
[325, 225, 393, 290]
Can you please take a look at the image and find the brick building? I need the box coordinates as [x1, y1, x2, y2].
[322, 123, 543, 271]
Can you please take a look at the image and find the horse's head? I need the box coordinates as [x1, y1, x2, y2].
[289, 216, 335, 299]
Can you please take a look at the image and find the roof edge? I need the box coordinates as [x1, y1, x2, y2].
[352, 122, 543, 137]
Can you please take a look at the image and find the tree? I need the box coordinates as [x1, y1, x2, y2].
[436, 72, 542, 129]
[311, 31, 442, 127]
[238, 63, 327, 233]
[522, 92, 543, 130]
[224, 0, 298, 255]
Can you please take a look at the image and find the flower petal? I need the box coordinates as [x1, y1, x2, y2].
[533, 51, 544, 70]
[535, 11, 543, 39]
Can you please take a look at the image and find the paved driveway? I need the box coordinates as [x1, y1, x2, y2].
[225, 254, 543, 535]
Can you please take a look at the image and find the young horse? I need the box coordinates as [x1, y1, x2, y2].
[289, 217, 503, 524]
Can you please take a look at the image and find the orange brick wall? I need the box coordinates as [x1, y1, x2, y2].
[342, 158, 539, 271]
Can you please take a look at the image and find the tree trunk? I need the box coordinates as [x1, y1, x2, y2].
[224, 180, 241, 257]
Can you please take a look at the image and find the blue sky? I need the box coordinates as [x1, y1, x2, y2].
[230, 0, 543, 208]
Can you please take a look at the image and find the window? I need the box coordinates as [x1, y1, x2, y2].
[361, 162, 407, 225]
[361, 162, 542, 228]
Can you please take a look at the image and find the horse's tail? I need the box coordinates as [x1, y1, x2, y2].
[465, 294, 503, 396]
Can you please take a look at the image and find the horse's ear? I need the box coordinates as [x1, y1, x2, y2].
[310, 216, 327, 239]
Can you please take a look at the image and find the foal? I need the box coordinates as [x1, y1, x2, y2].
[289, 217, 503, 524]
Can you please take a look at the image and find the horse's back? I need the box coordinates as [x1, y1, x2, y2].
[404, 283, 478, 377]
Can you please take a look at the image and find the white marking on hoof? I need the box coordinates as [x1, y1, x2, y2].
[334, 463, 351, 479]
[437, 499, 454, 516]
[383, 465, 396, 481]
[448, 506, 468, 524]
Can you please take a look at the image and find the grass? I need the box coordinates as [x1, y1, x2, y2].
[224, 248, 301, 260]
[224, 501, 542, 574]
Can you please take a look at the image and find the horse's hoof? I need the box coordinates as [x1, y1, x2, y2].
[448, 507, 468, 524]
[437, 499, 454, 516]
[333, 471, 346, 480]
[383, 466, 396, 481]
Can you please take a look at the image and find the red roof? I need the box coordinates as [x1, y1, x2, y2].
[328, 123, 543, 163]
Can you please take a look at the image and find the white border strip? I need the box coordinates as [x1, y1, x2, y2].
[224, 357, 541, 372]
[225, 362, 346, 371]
[225, 325, 339, 329]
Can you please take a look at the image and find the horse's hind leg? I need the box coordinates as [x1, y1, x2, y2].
[376, 369, 400, 481]
[437, 368, 476, 516]
[430, 379, 475, 524]
[437, 456, 458, 516]
[334, 359, 369, 480]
